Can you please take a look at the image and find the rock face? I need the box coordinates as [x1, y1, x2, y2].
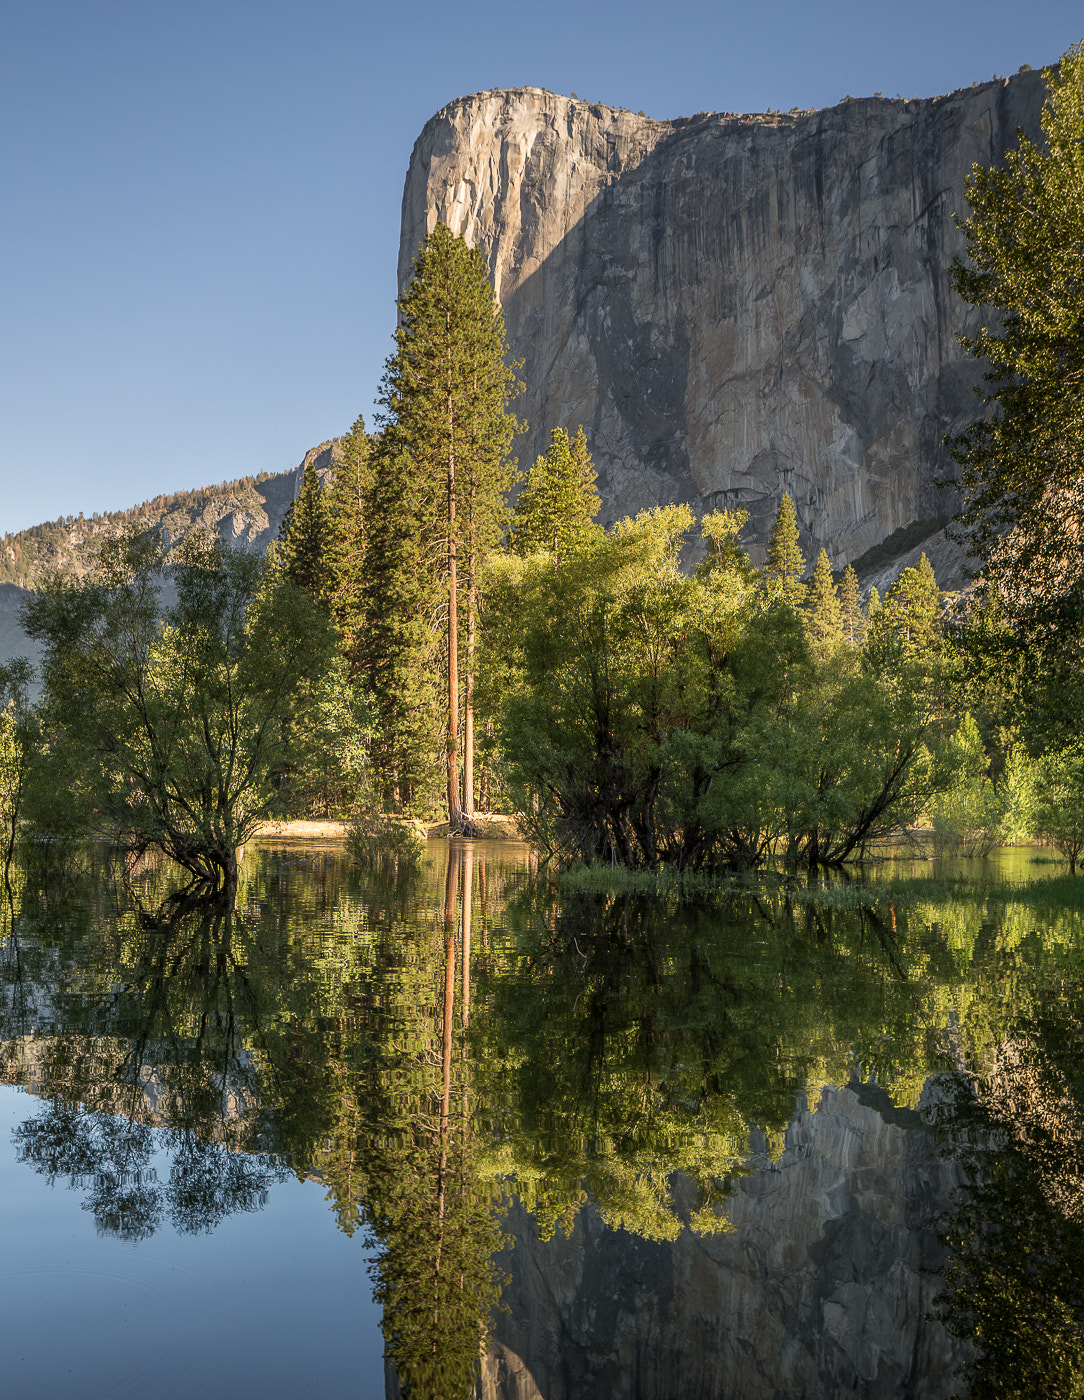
[401, 74, 1046, 563]
[476, 1082, 967, 1400]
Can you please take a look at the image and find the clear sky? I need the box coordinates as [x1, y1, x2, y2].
[2, 0, 1080, 535]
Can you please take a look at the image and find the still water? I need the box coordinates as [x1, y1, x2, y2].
[1, 839, 1082, 1399]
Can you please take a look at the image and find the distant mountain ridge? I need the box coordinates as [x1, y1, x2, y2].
[0, 440, 343, 671]
[0, 440, 342, 593]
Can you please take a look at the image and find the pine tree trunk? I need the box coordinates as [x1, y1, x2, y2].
[464, 544, 476, 819]
[447, 391, 463, 827]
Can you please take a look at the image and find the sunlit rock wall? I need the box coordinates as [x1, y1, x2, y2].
[477, 1082, 968, 1400]
[401, 73, 1045, 563]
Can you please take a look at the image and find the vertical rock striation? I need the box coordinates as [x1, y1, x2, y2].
[400, 73, 1046, 561]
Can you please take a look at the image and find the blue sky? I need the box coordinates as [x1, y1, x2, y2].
[2, 0, 1080, 535]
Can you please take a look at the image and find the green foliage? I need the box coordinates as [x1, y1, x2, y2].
[949, 43, 1084, 647]
[21, 529, 329, 888]
[927, 712, 1003, 857]
[485, 507, 946, 872]
[346, 809, 427, 869]
[806, 548, 843, 645]
[277, 654, 376, 818]
[273, 460, 332, 607]
[1035, 747, 1084, 873]
[510, 425, 601, 561]
[764, 492, 806, 605]
[997, 744, 1041, 846]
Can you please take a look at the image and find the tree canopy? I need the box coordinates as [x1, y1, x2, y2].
[950, 43, 1084, 637]
[21, 530, 327, 890]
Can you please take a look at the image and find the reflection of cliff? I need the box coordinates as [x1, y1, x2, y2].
[402, 75, 1045, 566]
[479, 1083, 966, 1400]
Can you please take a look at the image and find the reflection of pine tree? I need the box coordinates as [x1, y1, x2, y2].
[358, 847, 506, 1398]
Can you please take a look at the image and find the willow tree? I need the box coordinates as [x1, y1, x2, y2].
[949, 43, 1084, 638]
[377, 223, 520, 825]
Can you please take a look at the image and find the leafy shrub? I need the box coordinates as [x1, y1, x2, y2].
[347, 810, 427, 869]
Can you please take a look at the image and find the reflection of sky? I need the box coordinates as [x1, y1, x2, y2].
[0, 1087, 385, 1400]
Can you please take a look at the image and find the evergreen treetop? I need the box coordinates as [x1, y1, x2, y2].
[275, 461, 331, 609]
[765, 493, 806, 605]
[511, 425, 601, 561]
[839, 564, 864, 646]
[806, 548, 843, 644]
[325, 415, 372, 669]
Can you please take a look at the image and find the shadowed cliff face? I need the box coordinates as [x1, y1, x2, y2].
[478, 1082, 967, 1400]
[401, 76, 1046, 563]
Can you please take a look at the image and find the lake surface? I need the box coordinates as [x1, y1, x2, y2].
[1, 840, 1082, 1399]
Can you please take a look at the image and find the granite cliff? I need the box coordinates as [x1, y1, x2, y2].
[401, 72, 1047, 565]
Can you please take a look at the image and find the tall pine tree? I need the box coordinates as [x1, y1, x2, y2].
[374, 223, 520, 824]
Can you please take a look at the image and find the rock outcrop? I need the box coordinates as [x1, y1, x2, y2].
[477, 1081, 967, 1400]
[401, 74, 1047, 564]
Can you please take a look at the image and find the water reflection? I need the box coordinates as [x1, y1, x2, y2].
[1, 845, 1084, 1397]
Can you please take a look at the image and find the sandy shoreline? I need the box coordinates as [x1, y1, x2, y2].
[251, 816, 523, 842]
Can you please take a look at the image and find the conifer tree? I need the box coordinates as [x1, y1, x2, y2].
[360, 441, 444, 814]
[511, 426, 601, 561]
[874, 553, 943, 660]
[806, 549, 843, 644]
[839, 564, 864, 645]
[276, 461, 331, 609]
[325, 415, 372, 671]
[375, 224, 520, 824]
[765, 493, 806, 605]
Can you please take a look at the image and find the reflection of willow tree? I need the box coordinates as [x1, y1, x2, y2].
[928, 934, 1084, 1400]
[2, 858, 291, 1238]
[469, 881, 1084, 1242]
